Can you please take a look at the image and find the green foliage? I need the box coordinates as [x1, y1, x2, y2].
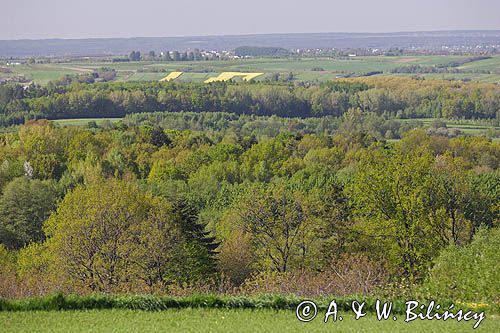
[42, 179, 217, 292]
[236, 184, 307, 272]
[18, 121, 67, 179]
[422, 227, 500, 303]
[1, 77, 499, 127]
[349, 150, 433, 278]
[0, 177, 60, 249]
[0, 114, 498, 299]
[44, 180, 150, 291]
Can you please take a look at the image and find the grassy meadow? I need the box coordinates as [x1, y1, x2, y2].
[395, 118, 499, 135]
[53, 118, 123, 127]
[1, 309, 497, 333]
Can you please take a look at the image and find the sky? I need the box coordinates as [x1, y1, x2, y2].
[1, 0, 499, 40]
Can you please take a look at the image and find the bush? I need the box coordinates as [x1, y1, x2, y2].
[422, 227, 500, 303]
[240, 254, 388, 296]
[0, 245, 19, 298]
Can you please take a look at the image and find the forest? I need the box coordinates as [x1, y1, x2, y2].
[1, 77, 499, 127]
[0, 114, 498, 302]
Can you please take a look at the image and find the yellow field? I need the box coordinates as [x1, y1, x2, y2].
[242, 73, 264, 81]
[204, 72, 264, 83]
[159, 71, 183, 82]
[156, 71, 264, 83]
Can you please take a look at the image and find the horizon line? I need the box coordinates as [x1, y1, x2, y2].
[1, 29, 500, 42]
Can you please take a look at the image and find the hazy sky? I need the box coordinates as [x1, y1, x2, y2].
[2, 0, 499, 40]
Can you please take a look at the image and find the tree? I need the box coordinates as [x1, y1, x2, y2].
[44, 180, 148, 291]
[347, 148, 443, 280]
[0, 159, 24, 194]
[172, 200, 219, 278]
[129, 51, 141, 61]
[240, 134, 297, 182]
[149, 126, 171, 147]
[43, 179, 217, 292]
[18, 120, 68, 180]
[287, 166, 352, 269]
[0, 177, 59, 249]
[163, 51, 173, 61]
[236, 184, 306, 272]
[431, 155, 482, 245]
[284, 72, 295, 81]
[193, 49, 203, 61]
[128, 197, 191, 288]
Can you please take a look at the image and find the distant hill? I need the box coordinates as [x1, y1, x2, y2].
[0, 30, 499, 57]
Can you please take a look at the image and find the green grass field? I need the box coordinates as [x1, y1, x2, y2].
[3, 55, 500, 85]
[0, 309, 497, 333]
[53, 118, 123, 126]
[396, 118, 499, 135]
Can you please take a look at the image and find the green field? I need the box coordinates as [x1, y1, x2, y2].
[3, 55, 500, 85]
[396, 118, 499, 135]
[53, 118, 123, 126]
[1, 309, 497, 333]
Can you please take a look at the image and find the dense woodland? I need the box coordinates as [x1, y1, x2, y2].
[1, 77, 500, 127]
[0, 76, 498, 301]
[0, 116, 498, 299]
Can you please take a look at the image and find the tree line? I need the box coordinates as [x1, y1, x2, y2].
[125, 49, 215, 62]
[0, 77, 499, 127]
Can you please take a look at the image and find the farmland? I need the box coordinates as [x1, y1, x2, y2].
[52, 118, 123, 127]
[395, 118, 499, 137]
[1, 309, 498, 333]
[2, 55, 500, 85]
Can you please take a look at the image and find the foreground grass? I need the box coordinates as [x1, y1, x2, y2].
[1, 308, 497, 333]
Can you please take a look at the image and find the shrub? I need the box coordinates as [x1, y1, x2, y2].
[421, 227, 500, 303]
[0, 245, 19, 298]
[240, 254, 388, 296]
